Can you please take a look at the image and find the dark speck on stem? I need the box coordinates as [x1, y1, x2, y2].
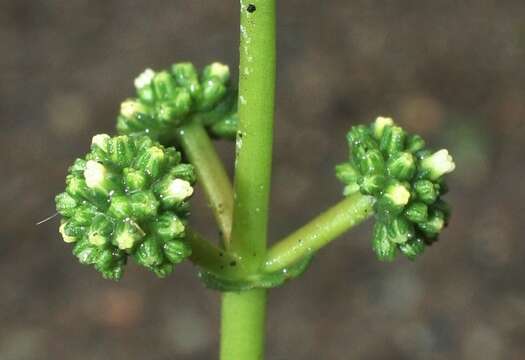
[229, 261, 237, 267]
[247, 4, 256, 13]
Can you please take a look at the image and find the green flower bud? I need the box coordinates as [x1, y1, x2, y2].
[420, 149, 456, 180]
[123, 167, 148, 191]
[404, 202, 428, 223]
[359, 174, 386, 196]
[56, 135, 195, 279]
[133, 145, 167, 178]
[73, 239, 100, 265]
[66, 175, 92, 202]
[371, 116, 394, 139]
[171, 62, 201, 97]
[357, 149, 385, 175]
[134, 237, 164, 267]
[153, 212, 185, 241]
[164, 241, 192, 264]
[388, 217, 415, 244]
[406, 134, 425, 153]
[152, 71, 177, 101]
[55, 192, 78, 217]
[153, 263, 174, 278]
[386, 152, 416, 181]
[114, 220, 145, 250]
[134, 68, 156, 103]
[129, 191, 159, 220]
[107, 135, 137, 168]
[108, 195, 132, 220]
[197, 81, 227, 111]
[69, 158, 87, 175]
[399, 238, 425, 260]
[209, 114, 238, 139]
[372, 222, 396, 261]
[88, 214, 114, 246]
[413, 180, 438, 205]
[417, 210, 445, 237]
[380, 125, 406, 156]
[347, 125, 377, 150]
[335, 163, 360, 184]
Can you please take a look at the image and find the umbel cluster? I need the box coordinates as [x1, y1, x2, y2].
[336, 117, 455, 261]
[55, 62, 238, 279]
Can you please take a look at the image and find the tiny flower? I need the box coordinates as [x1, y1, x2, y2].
[91, 134, 110, 152]
[372, 116, 394, 139]
[59, 221, 77, 243]
[167, 179, 194, 202]
[204, 62, 230, 83]
[120, 99, 147, 118]
[134, 68, 155, 89]
[384, 182, 411, 208]
[420, 149, 456, 180]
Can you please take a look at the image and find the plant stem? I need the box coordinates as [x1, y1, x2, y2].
[221, 1, 276, 359]
[220, 289, 267, 360]
[176, 122, 234, 244]
[264, 193, 375, 273]
[186, 229, 238, 275]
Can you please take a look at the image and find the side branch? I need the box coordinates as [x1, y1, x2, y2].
[263, 193, 375, 273]
[177, 121, 234, 245]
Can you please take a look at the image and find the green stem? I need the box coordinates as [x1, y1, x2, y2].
[186, 229, 238, 274]
[220, 1, 276, 359]
[176, 122, 234, 245]
[221, 289, 267, 360]
[264, 193, 375, 273]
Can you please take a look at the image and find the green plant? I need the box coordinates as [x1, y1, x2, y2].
[54, 2, 455, 359]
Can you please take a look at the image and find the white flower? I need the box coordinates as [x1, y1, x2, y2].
[59, 222, 77, 243]
[120, 99, 144, 118]
[208, 62, 230, 82]
[134, 68, 155, 89]
[84, 160, 107, 189]
[421, 149, 456, 180]
[91, 134, 110, 152]
[372, 116, 394, 139]
[385, 183, 411, 206]
[167, 179, 194, 201]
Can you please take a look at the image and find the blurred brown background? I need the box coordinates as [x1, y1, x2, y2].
[2, 1, 525, 359]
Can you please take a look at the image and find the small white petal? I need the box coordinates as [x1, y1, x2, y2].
[167, 179, 194, 201]
[59, 222, 77, 243]
[91, 134, 110, 151]
[134, 68, 155, 89]
[84, 160, 106, 189]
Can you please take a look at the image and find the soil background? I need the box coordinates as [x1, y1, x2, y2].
[2, 1, 525, 359]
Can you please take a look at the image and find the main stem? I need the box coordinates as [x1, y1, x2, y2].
[221, 1, 276, 359]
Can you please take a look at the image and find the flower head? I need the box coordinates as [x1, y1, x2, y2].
[117, 62, 238, 143]
[55, 134, 195, 280]
[336, 116, 455, 261]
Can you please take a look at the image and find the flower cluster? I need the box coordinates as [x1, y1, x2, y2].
[55, 134, 196, 279]
[336, 117, 455, 261]
[117, 62, 238, 143]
